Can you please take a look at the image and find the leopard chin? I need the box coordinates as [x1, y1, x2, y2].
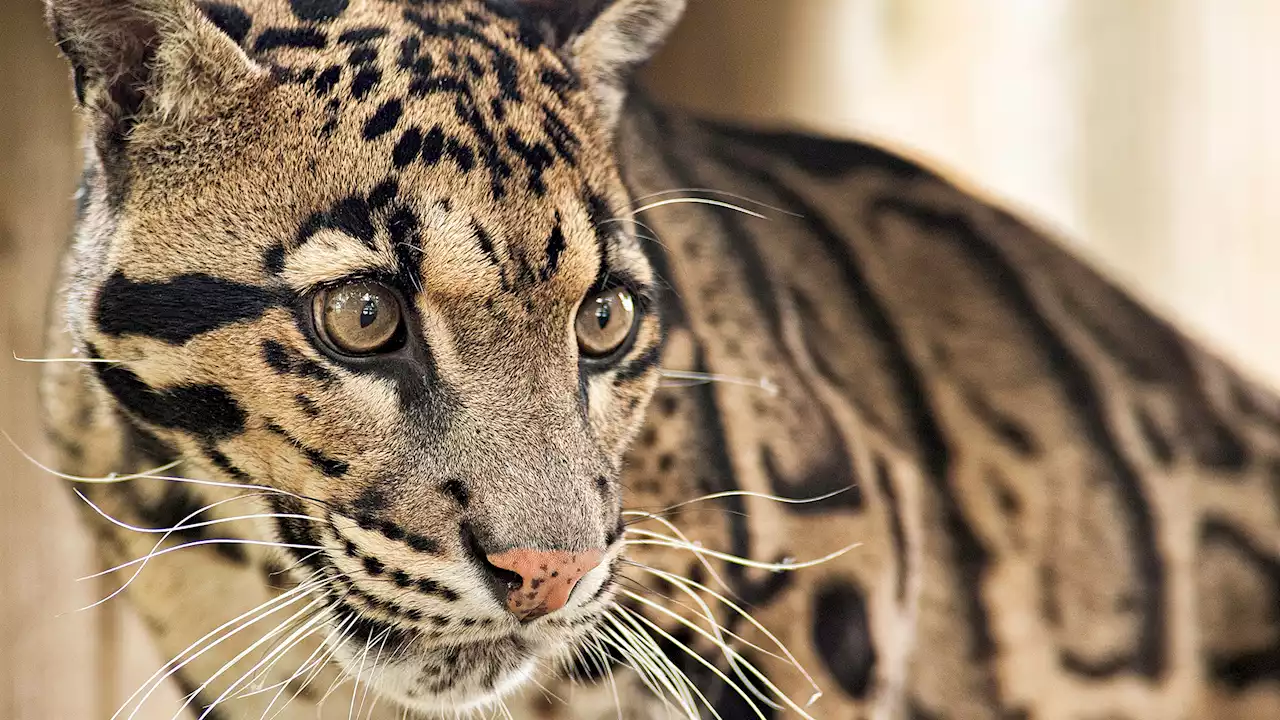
[325, 620, 544, 713]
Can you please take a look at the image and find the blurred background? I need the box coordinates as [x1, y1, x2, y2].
[3, 0, 1279, 717]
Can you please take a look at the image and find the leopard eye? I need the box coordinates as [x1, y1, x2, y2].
[576, 287, 638, 358]
[313, 282, 405, 356]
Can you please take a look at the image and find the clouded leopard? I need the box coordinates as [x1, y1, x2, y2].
[37, 0, 1280, 718]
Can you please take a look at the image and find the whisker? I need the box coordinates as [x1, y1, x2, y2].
[6, 431, 332, 510]
[626, 188, 803, 218]
[12, 351, 129, 364]
[628, 197, 768, 220]
[76, 490, 326, 612]
[81, 538, 328, 587]
[623, 530, 861, 572]
[118, 578, 323, 719]
[619, 511, 733, 596]
[3, 431, 182, 484]
[623, 560, 823, 706]
[620, 591, 816, 718]
[615, 604, 772, 720]
[604, 609, 711, 720]
[658, 370, 779, 396]
[184, 593, 333, 720]
[626, 486, 854, 520]
[75, 488, 318, 536]
[202, 604, 334, 718]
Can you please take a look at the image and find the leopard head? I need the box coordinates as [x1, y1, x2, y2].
[45, 0, 684, 711]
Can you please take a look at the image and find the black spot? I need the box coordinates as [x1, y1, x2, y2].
[197, 2, 253, 46]
[541, 105, 581, 165]
[441, 479, 470, 508]
[260, 340, 336, 386]
[90, 352, 245, 441]
[299, 195, 376, 249]
[505, 128, 556, 195]
[355, 182, 391, 214]
[351, 67, 382, 100]
[290, 0, 349, 23]
[393, 127, 424, 168]
[314, 65, 341, 96]
[295, 394, 321, 417]
[347, 46, 377, 67]
[263, 244, 285, 274]
[1203, 520, 1280, 689]
[417, 577, 460, 602]
[447, 139, 475, 173]
[253, 27, 327, 53]
[813, 580, 877, 699]
[363, 99, 403, 141]
[95, 271, 279, 345]
[420, 125, 446, 165]
[407, 534, 440, 554]
[541, 220, 565, 282]
[338, 27, 388, 44]
[303, 447, 349, 477]
[612, 342, 664, 385]
[203, 444, 251, 483]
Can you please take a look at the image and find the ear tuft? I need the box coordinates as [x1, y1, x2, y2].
[511, 0, 685, 130]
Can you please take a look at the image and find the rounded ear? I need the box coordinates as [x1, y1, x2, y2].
[514, 0, 686, 130]
[45, 0, 264, 144]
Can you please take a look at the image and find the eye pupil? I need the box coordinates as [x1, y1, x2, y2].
[360, 296, 378, 328]
[595, 301, 611, 330]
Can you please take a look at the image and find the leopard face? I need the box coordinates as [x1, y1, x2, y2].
[46, 0, 684, 710]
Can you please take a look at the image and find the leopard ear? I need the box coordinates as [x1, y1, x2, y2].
[45, 0, 265, 157]
[516, 0, 686, 130]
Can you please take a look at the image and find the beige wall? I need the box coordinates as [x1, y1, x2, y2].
[2, 1, 1278, 717]
[646, 0, 1280, 384]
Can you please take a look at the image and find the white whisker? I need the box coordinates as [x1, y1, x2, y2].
[658, 370, 779, 396]
[119, 578, 323, 719]
[628, 197, 768, 220]
[623, 530, 861, 572]
[12, 351, 129, 364]
[75, 488, 317, 536]
[626, 486, 854, 520]
[627, 188, 802, 218]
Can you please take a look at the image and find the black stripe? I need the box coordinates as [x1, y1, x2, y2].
[708, 152, 1005, 702]
[612, 340, 663, 385]
[872, 198, 1166, 680]
[95, 271, 280, 344]
[90, 350, 246, 441]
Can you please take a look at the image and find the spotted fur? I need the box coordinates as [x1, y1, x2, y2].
[39, 1, 1280, 718]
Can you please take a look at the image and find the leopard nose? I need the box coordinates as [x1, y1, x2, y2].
[485, 548, 603, 621]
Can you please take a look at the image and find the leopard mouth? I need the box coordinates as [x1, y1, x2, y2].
[323, 609, 557, 712]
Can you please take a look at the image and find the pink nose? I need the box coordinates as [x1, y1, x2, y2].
[486, 548, 604, 621]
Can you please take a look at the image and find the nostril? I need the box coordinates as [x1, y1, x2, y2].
[463, 524, 523, 593]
